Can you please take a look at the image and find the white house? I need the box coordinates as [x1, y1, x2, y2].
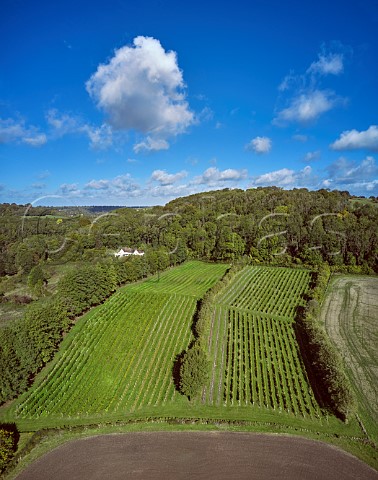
[114, 247, 145, 257]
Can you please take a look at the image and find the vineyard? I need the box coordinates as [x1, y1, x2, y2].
[219, 266, 311, 318]
[203, 266, 321, 417]
[13, 261, 228, 419]
[12, 263, 321, 421]
[128, 261, 228, 297]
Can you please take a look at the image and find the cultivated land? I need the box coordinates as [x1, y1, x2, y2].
[202, 266, 320, 417]
[9, 261, 228, 419]
[2, 262, 378, 475]
[15, 432, 378, 480]
[321, 276, 378, 442]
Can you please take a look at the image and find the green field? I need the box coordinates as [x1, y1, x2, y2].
[127, 261, 229, 297]
[12, 261, 228, 419]
[3, 262, 378, 473]
[202, 267, 320, 417]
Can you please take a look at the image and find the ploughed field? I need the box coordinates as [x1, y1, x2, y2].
[12, 262, 319, 421]
[321, 276, 378, 441]
[16, 432, 378, 480]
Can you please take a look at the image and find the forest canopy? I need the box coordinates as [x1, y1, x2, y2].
[0, 188, 377, 275]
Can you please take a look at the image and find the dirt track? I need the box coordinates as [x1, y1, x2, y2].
[16, 432, 378, 479]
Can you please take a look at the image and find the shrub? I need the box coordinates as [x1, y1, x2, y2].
[0, 424, 18, 473]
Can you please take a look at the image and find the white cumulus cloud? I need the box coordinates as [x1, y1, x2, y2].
[251, 166, 313, 188]
[150, 169, 188, 185]
[330, 125, 378, 151]
[86, 36, 195, 151]
[193, 167, 248, 186]
[84, 174, 142, 198]
[246, 136, 272, 154]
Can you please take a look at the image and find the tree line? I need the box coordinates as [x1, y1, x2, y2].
[1, 188, 377, 277]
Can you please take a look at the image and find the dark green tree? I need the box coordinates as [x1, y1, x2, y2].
[27, 265, 46, 297]
[15, 243, 35, 274]
[179, 344, 209, 400]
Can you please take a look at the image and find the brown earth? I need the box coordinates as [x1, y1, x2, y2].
[16, 432, 378, 480]
[321, 276, 378, 427]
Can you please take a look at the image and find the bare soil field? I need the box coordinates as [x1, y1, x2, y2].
[321, 276, 378, 436]
[15, 432, 378, 480]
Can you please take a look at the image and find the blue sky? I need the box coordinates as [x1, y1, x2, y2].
[1, 0, 378, 206]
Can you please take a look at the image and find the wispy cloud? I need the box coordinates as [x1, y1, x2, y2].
[197, 107, 213, 122]
[274, 45, 347, 126]
[307, 52, 344, 76]
[23, 134, 47, 147]
[330, 125, 378, 151]
[326, 155, 378, 184]
[133, 136, 169, 153]
[60, 183, 80, 195]
[304, 150, 321, 162]
[46, 109, 113, 149]
[322, 156, 378, 194]
[38, 170, 51, 179]
[274, 90, 341, 126]
[292, 134, 308, 142]
[0, 117, 47, 147]
[46, 109, 78, 137]
[31, 182, 47, 190]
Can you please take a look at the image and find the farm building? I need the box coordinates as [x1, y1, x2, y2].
[114, 247, 145, 257]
